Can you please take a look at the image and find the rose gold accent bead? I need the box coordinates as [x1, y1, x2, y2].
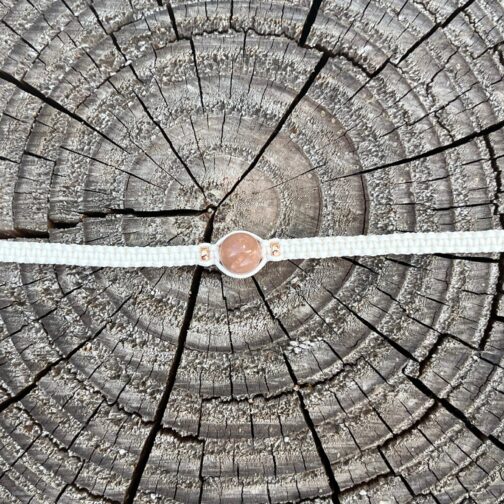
[270, 241, 281, 257]
[200, 246, 211, 262]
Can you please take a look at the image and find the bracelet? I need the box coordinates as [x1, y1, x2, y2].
[1, 229, 503, 279]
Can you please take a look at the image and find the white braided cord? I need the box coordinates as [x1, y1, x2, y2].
[0, 230, 503, 269]
[0, 241, 200, 268]
[279, 230, 504, 260]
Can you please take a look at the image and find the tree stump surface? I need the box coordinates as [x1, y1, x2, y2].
[0, 0, 504, 502]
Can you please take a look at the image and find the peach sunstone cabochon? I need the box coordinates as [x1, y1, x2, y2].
[217, 231, 264, 276]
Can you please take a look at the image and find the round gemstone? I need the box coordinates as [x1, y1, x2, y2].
[218, 232, 263, 276]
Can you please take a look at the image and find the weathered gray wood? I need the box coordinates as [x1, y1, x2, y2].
[0, 0, 504, 502]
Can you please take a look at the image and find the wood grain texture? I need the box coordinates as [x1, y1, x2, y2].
[0, 0, 504, 502]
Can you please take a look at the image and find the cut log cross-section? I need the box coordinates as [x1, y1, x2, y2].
[0, 0, 504, 503]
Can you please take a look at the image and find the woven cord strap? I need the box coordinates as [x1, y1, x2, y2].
[0, 241, 201, 268]
[0, 230, 503, 269]
[278, 229, 504, 260]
